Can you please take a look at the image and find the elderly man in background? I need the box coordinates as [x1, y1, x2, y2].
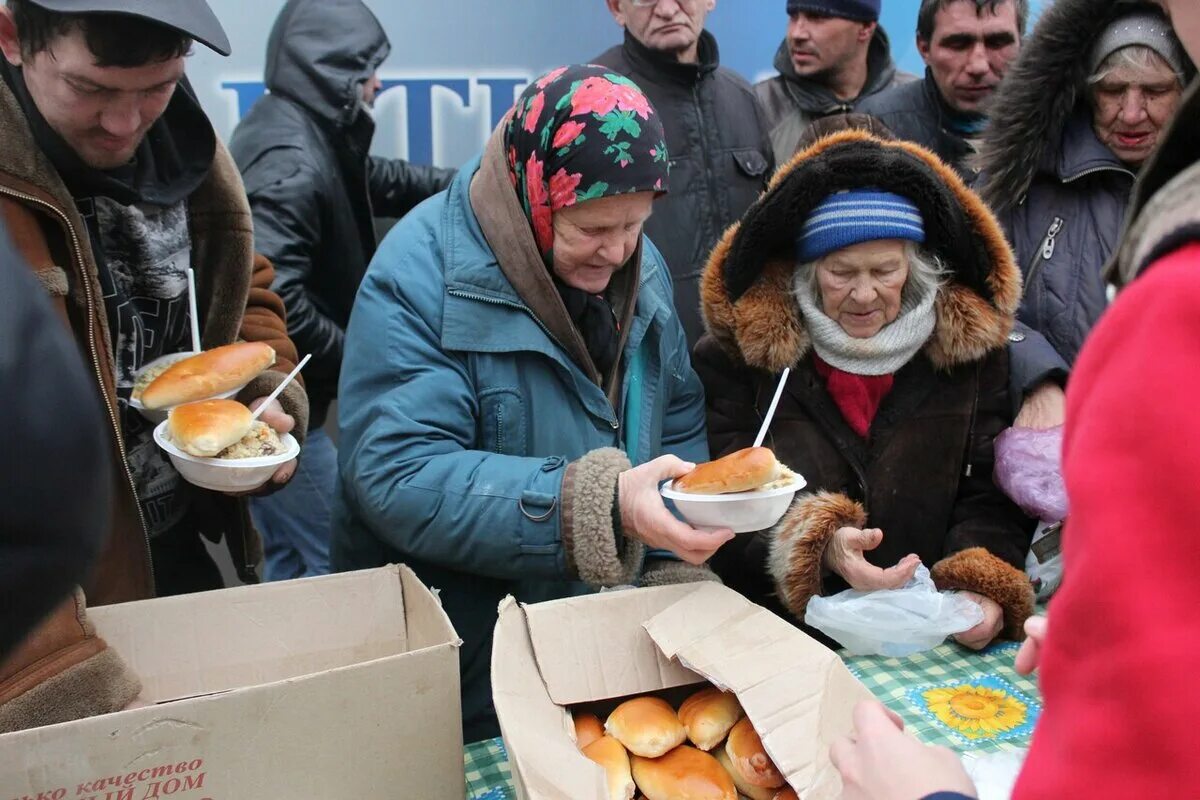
[593, 0, 774, 345]
[755, 0, 915, 162]
[858, 0, 1026, 179]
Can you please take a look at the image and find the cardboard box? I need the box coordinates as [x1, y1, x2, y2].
[492, 582, 874, 800]
[0, 565, 464, 800]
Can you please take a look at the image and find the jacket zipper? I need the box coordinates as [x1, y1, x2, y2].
[961, 362, 983, 478]
[1061, 164, 1134, 185]
[446, 288, 621, 429]
[1023, 216, 1064, 291]
[693, 84, 722, 234]
[0, 185, 154, 590]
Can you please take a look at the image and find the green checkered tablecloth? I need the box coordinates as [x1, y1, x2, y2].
[464, 639, 1041, 799]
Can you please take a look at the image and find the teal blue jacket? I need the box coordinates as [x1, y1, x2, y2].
[332, 157, 708, 741]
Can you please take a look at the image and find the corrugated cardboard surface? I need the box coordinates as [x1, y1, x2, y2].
[644, 582, 874, 799]
[495, 582, 873, 800]
[0, 565, 465, 800]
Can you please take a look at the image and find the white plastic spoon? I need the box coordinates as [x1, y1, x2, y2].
[753, 367, 791, 448]
[249, 353, 312, 423]
[186, 268, 201, 354]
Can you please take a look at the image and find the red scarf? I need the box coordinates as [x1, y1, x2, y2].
[813, 355, 895, 438]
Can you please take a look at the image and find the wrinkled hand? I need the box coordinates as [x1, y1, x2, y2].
[1014, 615, 1048, 675]
[619, 455, 734, 565]
[832, 701, 977, 800]
[249, 396, 296, 485]
[953, 591, 1005, 650]
[823, 527, 920, 591]
[1015, 382, 1066, 430]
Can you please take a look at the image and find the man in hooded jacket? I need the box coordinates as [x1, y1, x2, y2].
[755, 0, 915, 162]
[229, 0, 455, 580]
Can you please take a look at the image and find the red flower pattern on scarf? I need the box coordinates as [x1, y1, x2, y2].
[549, 169, 583, 210]
[552, 120, 587, 149]
[523, 92, 545, 134]
[570, 76, 653, 119]
[525, 153, 554, 253]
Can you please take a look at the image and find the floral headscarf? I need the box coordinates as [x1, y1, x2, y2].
[505, 64, 670, 257]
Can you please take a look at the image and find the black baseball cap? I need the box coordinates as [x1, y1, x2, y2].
[25, 0, 231, 56]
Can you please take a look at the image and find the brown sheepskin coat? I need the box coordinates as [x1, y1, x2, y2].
[695, 130, 1036, 641]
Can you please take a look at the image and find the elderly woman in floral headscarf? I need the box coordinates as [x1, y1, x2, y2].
[332, 65, 731, 741]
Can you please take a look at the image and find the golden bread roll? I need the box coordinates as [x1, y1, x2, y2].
[167, 399, 253, 457]
[141, 342, 275, 409]
[714, 748, 776, 800]
[582, 735, 636, 800]
[674, 447, 794, 495]
[725, 718, 785, 789]
[575, 712, 605, 750]
[773, 788, 799, 800]
[678, 687, 744, 751]
[630, 745, 736, 800]
[606, 697, 687, 758]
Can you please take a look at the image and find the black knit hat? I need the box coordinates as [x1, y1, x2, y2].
[786, 0, 880, 23]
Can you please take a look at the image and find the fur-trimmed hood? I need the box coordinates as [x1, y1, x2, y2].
[977, 0, 1190, 211]
[699, 130, 1021, 374]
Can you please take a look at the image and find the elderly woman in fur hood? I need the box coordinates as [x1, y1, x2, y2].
[977, 0, 1191, 368]
[695, 130, 1036, 650]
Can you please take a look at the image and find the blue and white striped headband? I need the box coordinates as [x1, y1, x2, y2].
[796, 188, 926, 263]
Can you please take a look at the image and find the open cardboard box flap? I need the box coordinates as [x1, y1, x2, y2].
[643, 582, 875, 799]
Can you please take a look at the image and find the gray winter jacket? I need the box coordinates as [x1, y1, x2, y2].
[229, 0, 454, 428]
[857, 69, 979, 179]
[977, 0, 1191, 370]
[754, 27, 915, 163]
[593, 31, 774, 346]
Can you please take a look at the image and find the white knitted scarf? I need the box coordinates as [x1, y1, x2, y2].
[793, 274, 938, 376]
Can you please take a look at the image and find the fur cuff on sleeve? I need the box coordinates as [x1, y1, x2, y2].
[768, 492, 866, 621]
[0, 647, 141, 733]
[640, 561, 723, 587]
[932, 547, 1035, 640]
[562, 448, 645, 588]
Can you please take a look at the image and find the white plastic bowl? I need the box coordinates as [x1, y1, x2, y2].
[129, 351, 244, 423]
[153, 420, 299, 492]
[661, 475, 807, 534]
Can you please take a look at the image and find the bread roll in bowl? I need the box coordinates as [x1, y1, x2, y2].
[674, 447, 795, 495]
[631, 745, 736, 800]
[725, 718, 785, 789]
[141, 342, 275, 410]
[167, 399, 253, 458]
[575, 712, 605, 750]
[606, 697, 686, 758]
[678, 687, 744, 751]
[773, 788, 799, 800]
[582, 735, 636, 800]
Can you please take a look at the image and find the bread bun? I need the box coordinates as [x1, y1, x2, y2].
[713, 748, 775, 800]
[674, 447, 782, 495]
[582, 735, 636, 800]
[725, 718, 784, 789]
[630, 745, 736, 800]
[575, 712, 605, 750]
[678, 687, 744, 751]
[606, 697, 686, 758]
[141, 342, 275, 409]
[167, 399, 253, 457]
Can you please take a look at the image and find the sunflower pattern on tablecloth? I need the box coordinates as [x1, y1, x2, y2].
[906, 674, 1040, 747]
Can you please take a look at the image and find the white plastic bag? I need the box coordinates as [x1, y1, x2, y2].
[805, 565, 984, 657]
[1025, 520, 1064, 600]
[962, 748, 1028, 800]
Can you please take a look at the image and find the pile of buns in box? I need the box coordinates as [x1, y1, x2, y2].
[575, 687, 796, 800]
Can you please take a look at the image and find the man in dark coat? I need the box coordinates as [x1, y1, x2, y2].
[593, 0, 774, 346]
[858, 0, 1025, 179]
[229, 0, 454, 580]
[755, 0, 916, 163]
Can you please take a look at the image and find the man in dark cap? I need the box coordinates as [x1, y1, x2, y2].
[0, 0, 309, 604]
[755, 0, 916, 162]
